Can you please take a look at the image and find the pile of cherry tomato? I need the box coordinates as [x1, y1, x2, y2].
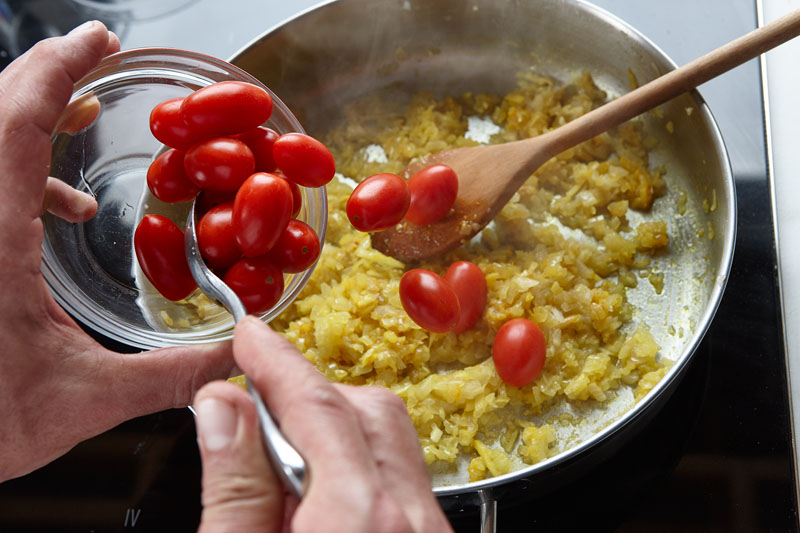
[343, 161, 547, 388]
[398, 261, 546, 387]
[345, 164, 459, 232]
[134, 80, 333, 314]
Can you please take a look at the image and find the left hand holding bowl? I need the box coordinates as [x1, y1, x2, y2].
[0, 21, 235, 482]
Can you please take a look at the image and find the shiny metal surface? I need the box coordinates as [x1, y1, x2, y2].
[184, 201, 309, 500]
[230, 0, 737, 522]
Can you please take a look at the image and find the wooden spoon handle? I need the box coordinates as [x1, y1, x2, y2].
[535, 8, 800, 159]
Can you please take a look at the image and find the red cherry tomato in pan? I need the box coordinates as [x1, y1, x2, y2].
[149, 97, 200, 151]
[346, 173, 410, 232]
[236, 126, 279, 173]
[399, 269, 460, 333]
[267, 219, 321, 273]
[197, 202, 241, 271]
[223, 256, 284, 314]
[180, 81, 273, 140]
[233, 172, 294, 257]
[272, 132, 335, 187]
[134, 214, 197, 301]
[184, 137, 255, 192]
[444, 260, 487, 333]
[492, 318, 547, 387]
[146, 148, 200, 203]
[405, 164, 458, 226]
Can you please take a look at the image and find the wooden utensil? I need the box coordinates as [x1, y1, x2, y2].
[371, 8, 800, 262]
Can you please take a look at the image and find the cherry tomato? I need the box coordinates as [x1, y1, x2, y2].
[149, 97, 200, 151]
[184, 137, 255, 192]
[223, 256, 284, 314]
[272, 132, 335, 187]
[134, 214, 197, 301]
[399, 269, 460, 333]
[233, 172, 294, 257]
[197, 201, 241, 271]
[405, 164, 459, 226]
[146, 148, 200, 203]
[267, 219, 321, 273]
[492, 318, 547, 387]
[283, 175, 303, 218]
[180, 81, 273, 139]
[236, 126, 279, 173]
[346, 173, 410, 232]
[444, 261, 487, 333]
[268, 171, 303, 218]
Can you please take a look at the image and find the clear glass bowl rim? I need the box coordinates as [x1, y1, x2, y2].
[42, 46, 328, 349]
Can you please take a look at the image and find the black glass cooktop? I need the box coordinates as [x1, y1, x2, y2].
[0, 1, 795, 531]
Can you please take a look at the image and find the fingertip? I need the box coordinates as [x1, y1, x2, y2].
[106, 31, 121, 56]
[236, 314, 264, 331]
[65, 19, 113, 66]
[195, 395, 238, 452]
[67, 20, 104, 36]
[233, 316, 282, 348]
[233, 317, 302, 370]
[42, 177, 98, 222]
[66, 21, 113, 58]
[0, 20, 113, 139]
[194, 381, 257, 452]
[194, 382, 283, 533]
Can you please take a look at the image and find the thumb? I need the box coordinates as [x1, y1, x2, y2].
[194, 381, 284, 533]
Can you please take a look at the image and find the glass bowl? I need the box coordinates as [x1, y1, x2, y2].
[44, 48, 327, 349]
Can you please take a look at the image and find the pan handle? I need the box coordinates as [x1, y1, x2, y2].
[479, 497, 497, 533]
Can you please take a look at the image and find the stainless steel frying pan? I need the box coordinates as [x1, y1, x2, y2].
[230, 0, 736, 529]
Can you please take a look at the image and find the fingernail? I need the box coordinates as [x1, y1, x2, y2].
[195, 398, 238, 452]
[68, 21, 98, 36]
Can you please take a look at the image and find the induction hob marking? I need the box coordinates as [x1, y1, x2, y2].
[124, 508, 142, 528]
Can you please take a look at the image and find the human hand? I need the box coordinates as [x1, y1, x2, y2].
[193, 316, 454, 533]
[0, 22, 235, 482]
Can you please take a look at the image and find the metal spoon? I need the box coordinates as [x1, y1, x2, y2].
[184, 199, 308, 499]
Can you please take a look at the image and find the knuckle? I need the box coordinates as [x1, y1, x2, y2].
[371, 490, 415, 533]
[361, 385, 409, 416]
[28, 38, 59, 60]
[201, 471, 272, 509]
[295, 384, 356, 420]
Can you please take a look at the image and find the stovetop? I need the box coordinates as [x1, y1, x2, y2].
[0, 0, 796, 531]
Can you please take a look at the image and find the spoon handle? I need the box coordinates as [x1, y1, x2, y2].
[535, 7, 800, 159]
[247, 376, 309, 498]
[185, 201, 309, 499]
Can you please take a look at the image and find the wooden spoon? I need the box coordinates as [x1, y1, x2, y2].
[371, 8, 800, 262]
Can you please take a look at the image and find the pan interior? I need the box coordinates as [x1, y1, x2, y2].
[232, 0, 733, 490]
